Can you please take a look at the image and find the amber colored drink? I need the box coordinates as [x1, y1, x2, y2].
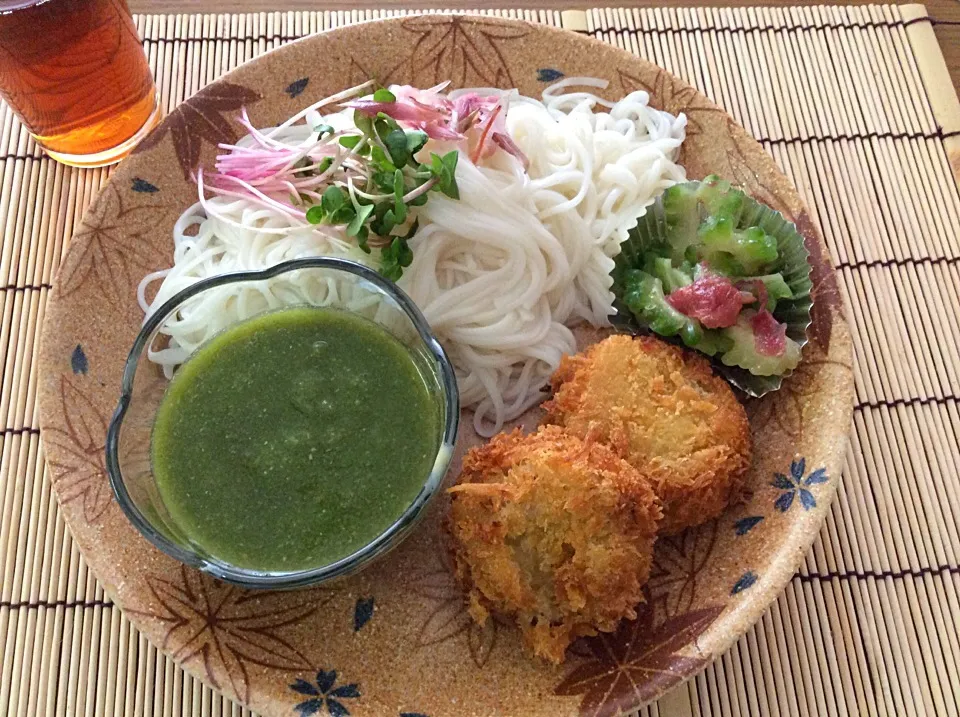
[0, 0, 160, 166]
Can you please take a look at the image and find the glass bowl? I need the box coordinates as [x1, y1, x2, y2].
[106, 257, 459, 589]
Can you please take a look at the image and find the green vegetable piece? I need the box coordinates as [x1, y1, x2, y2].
[346, 204, 374, 237]
[371, 146, 397, 173]
[316, 158, 333, 175]
[620, 270, 701, 345]
[339, 135, 362, 149]
[719, 312, 802, 376]
[649, 256, 693, 294]
[661, 183, 701, 263]
[313, 123, 334, 137]
[396, 239, 413, 267]
[375, 115, 399, 143]
[393, 170, 408, 224]
[321, 186, 345, 215]
[696, 174, 743, 222]
[372, 169, 395, 192]
[694, 328, 734, 357]
[442, 152, 460, 199]
[429, 151, 460, 199]
[375, 207, 397, 236]
[329, 205, 355, 225]
[380, 237, 414, 281]
[385, 129, 410, 168]
[743, 273, 793, 311]
[305, 205, 324, 225]
[373, 88, 396, 103]
[353, 111, 373, 138]
[406, 130, 428, 157]
[697, 216, 778, 275]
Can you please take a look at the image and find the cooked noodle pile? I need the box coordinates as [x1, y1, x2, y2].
[139, 79, 687, 435]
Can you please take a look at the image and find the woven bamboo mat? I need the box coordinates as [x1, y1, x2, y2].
[1, 4, 959, 715]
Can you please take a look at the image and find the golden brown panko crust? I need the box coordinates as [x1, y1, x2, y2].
[445, 426, 662, 664]
[543, 334, 751, 534]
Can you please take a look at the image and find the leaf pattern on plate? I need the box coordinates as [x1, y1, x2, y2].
[771, 458, 828, 513]
[388, 15, 530, 88]
[127, 565, 333, 705]
[731, 571, 758, 595]
[554, 600, 725, 717]
[408, 540, 497, 667]
[134, 81, 262, 180]
[353, 597, 374, 632]
[794, 211, 842, 352]
[42, 375, 112, 522]
[131, 177, 160, 193]
[54, 183, 170, 305]
[290, 669, 361, 716]
[285, 77, 309, 99]
[647, 519, 719, 618]
[746, 357, 853, 441]
[733, 516, 764, 536]
[70, 344, 88, 375]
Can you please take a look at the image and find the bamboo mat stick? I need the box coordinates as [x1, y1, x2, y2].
[0, 6, 958, 716]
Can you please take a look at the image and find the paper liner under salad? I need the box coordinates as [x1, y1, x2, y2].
[612, 176, 813, 396]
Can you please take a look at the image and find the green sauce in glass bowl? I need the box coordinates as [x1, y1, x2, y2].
[151, 306, 441, 573]
[106, 257, 459, 589]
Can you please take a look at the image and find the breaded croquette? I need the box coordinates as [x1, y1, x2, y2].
[446, 426, 662, 664]
[543, 334, 751, 534]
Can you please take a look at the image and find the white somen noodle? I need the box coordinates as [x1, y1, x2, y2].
[139, 79, 687, 436]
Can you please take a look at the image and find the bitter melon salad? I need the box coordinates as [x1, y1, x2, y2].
[612, 176, 813, 393]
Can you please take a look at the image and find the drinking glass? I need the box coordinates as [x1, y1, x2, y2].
[0, 0, 160, 167]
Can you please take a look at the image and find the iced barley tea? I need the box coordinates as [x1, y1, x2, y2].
[0, 0, 159, 166]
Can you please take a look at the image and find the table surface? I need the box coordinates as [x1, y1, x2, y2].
[128, 0, 960, 94]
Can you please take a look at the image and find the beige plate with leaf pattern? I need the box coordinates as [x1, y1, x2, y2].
[38, 15, 854, 717]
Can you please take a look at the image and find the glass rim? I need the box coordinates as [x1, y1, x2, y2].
[105, 256, 460, 589]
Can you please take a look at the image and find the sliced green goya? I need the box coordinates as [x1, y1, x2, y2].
[697, 216, 779, 275]
[646, 255, 694, 294]
[741, 273, 793, 311]
[620, 270, 701, 347]
[720, 313, 802, 376]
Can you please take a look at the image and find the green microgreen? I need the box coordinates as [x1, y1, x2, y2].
[347, 204, 374, 237]
[304, 101, 461, 281]
[322, 185, 345, 214]
[380, 236, 414, 281]
[305, 205, 324, 224]
[393, 170, 408, 224]
[385, 129, 411, 168]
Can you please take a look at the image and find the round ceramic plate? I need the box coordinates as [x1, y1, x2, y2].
[39, 15, 854, 717]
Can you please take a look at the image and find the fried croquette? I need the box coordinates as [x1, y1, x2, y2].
[446, 426, 662, 664]
[543, 334, 751, 534]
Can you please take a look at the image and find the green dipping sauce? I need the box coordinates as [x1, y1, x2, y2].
[151, 307, 441, 572]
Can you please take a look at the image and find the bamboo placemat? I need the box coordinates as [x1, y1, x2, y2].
[1, 4, 959, 715]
